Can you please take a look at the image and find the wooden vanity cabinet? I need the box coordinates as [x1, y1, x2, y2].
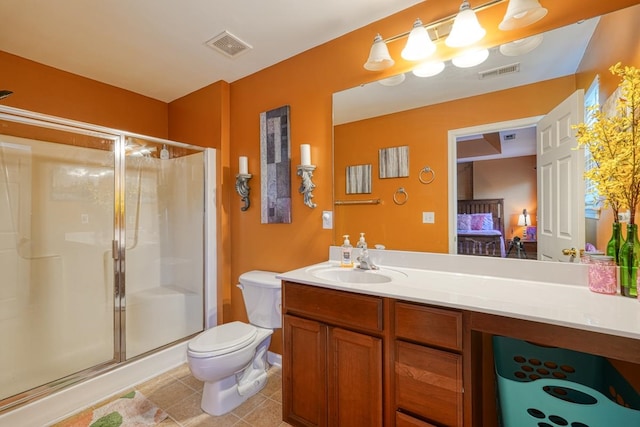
[282, 281, 385, 427]
[394, 302, 464, 427]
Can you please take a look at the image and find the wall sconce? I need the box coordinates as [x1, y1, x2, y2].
[297, 144, 317, 208]
[363, 0, 547, 73]
[0, 90, 13, 100]
[236, 156, 252, 211]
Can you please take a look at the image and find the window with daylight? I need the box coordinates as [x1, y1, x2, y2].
[584, 76, 601, 219]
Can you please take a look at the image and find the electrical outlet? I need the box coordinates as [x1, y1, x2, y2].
[422, 212, 435, 224]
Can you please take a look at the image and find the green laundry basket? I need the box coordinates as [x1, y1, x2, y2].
[493, 336, 640, 427]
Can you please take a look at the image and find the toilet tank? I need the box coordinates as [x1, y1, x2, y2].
[238, 270, 282, 329]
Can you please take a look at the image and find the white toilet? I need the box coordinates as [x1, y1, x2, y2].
[187, 270, 282, 416]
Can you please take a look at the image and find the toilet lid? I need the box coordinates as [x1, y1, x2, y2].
[188, 321, 257, 356]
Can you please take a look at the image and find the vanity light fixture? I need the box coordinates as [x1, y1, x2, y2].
[297, 144, 317, 208]
[401, 18, 436, 61]
[236, 156, 252, 211]
[412, 61, 446, 77]
[363, 0, 505, 73]
[364, 34, 395, 71]
[378, 73, 406, 86]
[451, 48, 490, 68]
[445, 0, 487, 48]
[363, 0, 547, 73]
[499, 0, 548, 31]
[499, 33, 544, 56]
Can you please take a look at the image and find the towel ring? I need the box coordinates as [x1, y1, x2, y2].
[419, 166, 436, 184]
[393, 187, 408, 205]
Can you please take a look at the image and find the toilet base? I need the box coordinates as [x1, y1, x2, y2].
[201, 370, 268, 416]
[199, 333, 272, 416]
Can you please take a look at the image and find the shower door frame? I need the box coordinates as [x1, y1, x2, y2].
[0, 105, 211, 413]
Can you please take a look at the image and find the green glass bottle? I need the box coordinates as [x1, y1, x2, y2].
[606, 222, 622, 265]
[619, 223, 639, 298]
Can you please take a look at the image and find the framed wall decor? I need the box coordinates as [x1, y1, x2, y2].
[379, 145, 409, 178]
[346, 164, 372, 194]
[260, 105, 291, 224]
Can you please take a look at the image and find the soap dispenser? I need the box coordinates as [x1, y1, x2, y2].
[341, 235, 353, 268]
[357, 232, 367, 249]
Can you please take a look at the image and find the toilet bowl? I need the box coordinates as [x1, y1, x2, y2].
[187, 270, 281, 416]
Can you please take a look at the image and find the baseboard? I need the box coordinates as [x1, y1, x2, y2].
[267, 351, 282, 368]
[0, 342, 188, 427]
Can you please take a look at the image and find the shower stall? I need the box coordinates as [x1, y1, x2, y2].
[0, 106, 215, 412]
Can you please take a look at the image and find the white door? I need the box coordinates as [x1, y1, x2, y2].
[537, 90, 585, 261]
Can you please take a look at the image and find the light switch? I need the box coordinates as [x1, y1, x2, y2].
[422, 212, 435, 224]
[322, 211, 333, 229]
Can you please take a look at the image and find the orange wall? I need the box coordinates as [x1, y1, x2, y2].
[168, 82, 232, 325]
[0, 51, 168, 137]
[334, 77, 574, 252]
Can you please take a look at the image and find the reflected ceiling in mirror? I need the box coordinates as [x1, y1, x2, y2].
[333, 17, 598, 125]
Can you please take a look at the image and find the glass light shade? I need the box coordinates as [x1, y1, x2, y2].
[412, 61, 445, 77]
[445, 1, 486, 48]
[451, 48, 489, 68]
[499, 0, 548, 31]
[364, 34, 395, 71]
[499, 34, 544, 56]
[401, 19, 436, 61]
[378, 73, 406, 86]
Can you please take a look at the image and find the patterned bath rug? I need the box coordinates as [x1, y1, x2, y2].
[66, 390, 167, 427]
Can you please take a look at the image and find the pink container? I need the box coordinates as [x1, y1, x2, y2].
[588, 255, 617, 294]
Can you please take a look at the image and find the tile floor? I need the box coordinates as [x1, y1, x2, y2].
[54, 363, 290, 427]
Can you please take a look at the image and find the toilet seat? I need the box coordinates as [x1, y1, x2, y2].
[188, 321, 258, 358]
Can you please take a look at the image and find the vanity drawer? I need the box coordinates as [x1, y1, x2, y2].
[395, 301, 462, 351]
[283, 281, 383, 332]
[396, 340, 463, 427]
[396, 411, 438, 427]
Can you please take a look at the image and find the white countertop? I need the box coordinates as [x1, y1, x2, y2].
[277, 247, 640, 341]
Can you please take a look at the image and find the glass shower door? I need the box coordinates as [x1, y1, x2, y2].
[0, 108, 210, 412]
[0, 117, 119, 404]
[123, 138, 205, 358]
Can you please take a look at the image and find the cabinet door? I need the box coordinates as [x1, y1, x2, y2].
[328, 327, 383, 427]
[283, 314, 327, 427]
[396, 341, 463, 427]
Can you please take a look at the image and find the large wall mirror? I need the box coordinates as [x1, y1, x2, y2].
[332, 2, 640, 258]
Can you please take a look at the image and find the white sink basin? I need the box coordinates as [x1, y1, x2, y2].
[308, 266, 407, 284]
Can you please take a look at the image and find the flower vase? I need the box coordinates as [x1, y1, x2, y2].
[606, 222, 622, 265]
[619, 223, 640, 298]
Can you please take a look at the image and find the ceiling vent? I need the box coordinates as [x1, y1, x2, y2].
[478, 63, 520, 79]
[205, 31, 252, 58]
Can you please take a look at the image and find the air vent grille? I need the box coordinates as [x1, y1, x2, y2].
[206, 31, 252, 58]
[478, 63, 520, 79]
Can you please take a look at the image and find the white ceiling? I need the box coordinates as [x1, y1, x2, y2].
[0, 0, 423, 102]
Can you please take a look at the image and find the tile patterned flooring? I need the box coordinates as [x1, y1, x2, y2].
[54, 363, 290, 427]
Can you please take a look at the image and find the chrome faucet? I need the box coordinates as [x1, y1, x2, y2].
[356, 233, 378, 270]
